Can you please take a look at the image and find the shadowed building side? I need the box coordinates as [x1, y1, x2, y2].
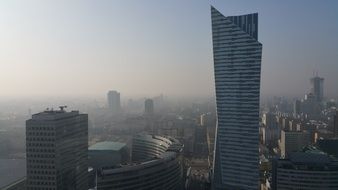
[26, 108, 88, 190]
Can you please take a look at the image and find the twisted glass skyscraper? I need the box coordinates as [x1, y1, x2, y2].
[211, 6, 262, 190]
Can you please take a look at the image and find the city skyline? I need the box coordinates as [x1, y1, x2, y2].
[1, 1, 338, 190]
[0, 0, 337, 99]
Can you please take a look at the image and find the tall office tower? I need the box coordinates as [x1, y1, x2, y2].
[281, 117, 290, 130]
[107, 90, 121, 113]
[293, 99, 301, 116]
[262, 113, 277, 129]
[200, 113, 212, 127]
[26, 108, 88, 190]
[211, 6, 262, 190]
[310, 75, 324, 102]
[262, 113, 279, 147]
[144, 98, 154, 115]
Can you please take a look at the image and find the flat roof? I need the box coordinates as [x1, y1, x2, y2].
[89, 141, 126, 151]
[31, 110, 80, 121]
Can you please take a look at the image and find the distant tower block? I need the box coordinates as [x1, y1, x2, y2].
[310, 75, 324, 102]
[107, 90, 121, 113]
[144, 98, 154, 115]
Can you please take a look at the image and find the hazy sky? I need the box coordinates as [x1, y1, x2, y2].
[0, 0, 337, 99]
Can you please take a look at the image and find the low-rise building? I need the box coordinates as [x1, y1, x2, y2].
[89, 141, 129, 169]
[280, 130, 311, 158]
[272, 146, 338, 190]
[96, 135, 184, 190]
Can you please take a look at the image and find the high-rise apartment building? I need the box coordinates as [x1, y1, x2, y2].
[310, 75, 324, 102]
[211, 6, 262, 189]
[26, 108, 88, 190]
[107, 90, 121, 113]
[262, 113, 279, 147]
[200, 113, 212, 127]
[144, 98, 154, 115]
[293, 99, 301, 116]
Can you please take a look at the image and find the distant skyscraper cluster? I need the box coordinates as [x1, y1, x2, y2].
[293, 74, 325, 119]
[259, 74, 337, 190]
[211, 6, 262, 190]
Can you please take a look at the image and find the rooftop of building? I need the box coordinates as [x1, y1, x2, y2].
[133, 134, 183, 153]
[317, 138, 338, 158]
[89, 141, 126, 151]
[289, 152, 330, 165]
[282, 129, 309, 134]
[97, 135, 182, 177]
[278, 145, 338, 170]
[30, 106, 82, 121]
[98, 152, 177, 176]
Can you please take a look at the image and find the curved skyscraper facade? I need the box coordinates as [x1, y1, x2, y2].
[211, 6, 262, 190]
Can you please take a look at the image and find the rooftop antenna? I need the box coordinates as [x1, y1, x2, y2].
[59, 105, 67, 111]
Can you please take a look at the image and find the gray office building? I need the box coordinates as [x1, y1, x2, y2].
[280, 130, 311, 158]
[26, 108, 88, 190]
[211, 6, 262, 189]
[144, 98, 154, 115]
[89, 141, 129, 169]
[107, 90, 121, 113]
[310, 75, 324, 102]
